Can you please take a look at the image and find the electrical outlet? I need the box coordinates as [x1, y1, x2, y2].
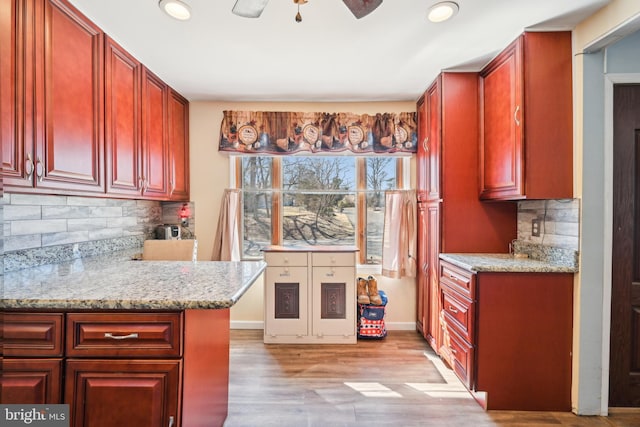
[532, 219, 541, 237]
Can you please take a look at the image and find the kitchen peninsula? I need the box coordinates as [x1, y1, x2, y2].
[1, 249, 266, 427]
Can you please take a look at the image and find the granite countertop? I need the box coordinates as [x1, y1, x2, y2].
[439, 253, 578, 273]
[1, 249, 267, 310]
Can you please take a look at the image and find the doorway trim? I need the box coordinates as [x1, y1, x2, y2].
[602, 72, 640, 415]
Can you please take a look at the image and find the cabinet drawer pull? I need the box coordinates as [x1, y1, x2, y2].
[169, 416, 175, 427]
[514, 105, 521, 126]
[450, 346, 457, 355]
[104, 332, 139, 340]
[448, 305, 459, 314]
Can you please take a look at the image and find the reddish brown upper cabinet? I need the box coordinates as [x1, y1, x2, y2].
[105, 42, 190, 201]
[479, 31, 573, 200]
[140, 68, 169, 199]
[3, 0, 190, 201]
[425, 79, 441, 202]
[1, 0, 19, 186]
[415, 72, 516, 351]
[105, 36, 142, 197]
[168, 89, 190, 201]
[2, 0, 105, 194]
[416, 95, 427, 194]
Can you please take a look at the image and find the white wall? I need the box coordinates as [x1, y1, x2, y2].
[188, 101, 417, 329]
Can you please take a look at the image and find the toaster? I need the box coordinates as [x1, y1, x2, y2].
[156, 224, 181, 240]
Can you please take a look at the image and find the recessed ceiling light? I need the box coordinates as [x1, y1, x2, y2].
[159, 0, 191, 21]
[427, 1, 459, 23]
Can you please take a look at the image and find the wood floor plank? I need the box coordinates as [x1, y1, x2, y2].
[224, 330, 639, 427]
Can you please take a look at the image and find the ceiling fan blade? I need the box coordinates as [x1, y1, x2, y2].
[232, 0, 270, 18]
[342, 0, 383, 19]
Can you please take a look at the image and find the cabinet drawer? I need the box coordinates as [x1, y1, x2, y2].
[312, 252, 356, 267]
[264, 251, 308, 267]
[440, 261, 475, 299]
[441, 286, 474, 343]
[66, 313, 182, 358]
[444, 326, 474, 390]
[3, 313, 64, 357]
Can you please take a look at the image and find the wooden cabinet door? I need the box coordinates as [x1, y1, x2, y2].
[416, 198, 428, 336]
[479, 36, 524, 200]
[426, 78, 441, 201]
[1, 359, 63, 404]
[33, 0, 104, 194]
[425, 201, 441, 351]
[2, 0, 36, 190]
[141, 67, 168, 199]
[167, 89, 189, 201]
[105, 36, 142, 197]
[65, 359, 180, 427]
[1, 0, 25, 187]
[416, 95, 427, 193]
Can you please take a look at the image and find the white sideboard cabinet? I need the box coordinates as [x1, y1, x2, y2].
[263, 246, 358, 344]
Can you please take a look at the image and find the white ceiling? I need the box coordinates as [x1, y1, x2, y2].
[68, 0, 610, 102]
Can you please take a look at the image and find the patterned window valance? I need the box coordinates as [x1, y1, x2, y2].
[218, 110, 417, 155]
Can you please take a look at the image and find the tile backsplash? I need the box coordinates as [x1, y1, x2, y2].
[517, 199, 580, 250]
[2, 193, 195, 272]
[512, 199, 580, 268]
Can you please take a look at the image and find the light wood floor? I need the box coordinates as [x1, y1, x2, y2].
[225, 329, 639, 426]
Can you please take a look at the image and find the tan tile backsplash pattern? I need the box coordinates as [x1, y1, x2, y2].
[517, 199, 580, 250]
[511, 199, 580, 269]
[2, 193, 195, 272]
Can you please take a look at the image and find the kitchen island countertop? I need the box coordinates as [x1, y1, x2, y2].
[1, 249, 266, 310]
[439, 253, 578, 273]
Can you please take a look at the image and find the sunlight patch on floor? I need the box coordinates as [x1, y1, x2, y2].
[424, 351, 464, 384]
[344, 382, 402, 398]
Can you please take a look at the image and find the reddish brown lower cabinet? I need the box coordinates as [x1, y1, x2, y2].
[65, 359, 181, 427]
[1, 359, 63, 404]
[2, 309, 232, 427]
[439, 260, 573, 411]
[425, 201, 441, 350]
[1, 312, 64, 404]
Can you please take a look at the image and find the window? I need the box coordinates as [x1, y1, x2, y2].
[236, 156, 407, 264]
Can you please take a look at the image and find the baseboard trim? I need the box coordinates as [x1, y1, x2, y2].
[230, 320, 264, 330]
[386, 322, 418, 331]
[230, 320, 417, 331]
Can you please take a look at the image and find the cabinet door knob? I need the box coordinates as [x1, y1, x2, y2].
[104, 332, 139, 340]
[25, 153, 34, 180]
[35, 157, 44, 182]
[168, 416, 175, 427]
